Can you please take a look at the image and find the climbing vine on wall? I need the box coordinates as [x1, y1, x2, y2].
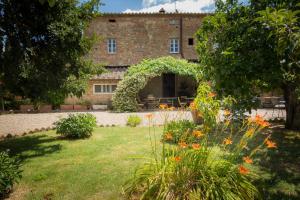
[112, 57, 203, 112]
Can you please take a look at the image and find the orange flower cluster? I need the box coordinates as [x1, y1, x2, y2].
[178, 142, 188, 149]
[248, 115, 270, 128]
[192, 130, 204, 138]
[168, 106, 176, 111]
[239, 165, 249, 175]
[165, 133, 173, 140]
[265, 139, 277, 148]
[223, 138, 233, 145]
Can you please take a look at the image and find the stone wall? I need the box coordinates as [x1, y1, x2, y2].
[86, 13, 207, 66]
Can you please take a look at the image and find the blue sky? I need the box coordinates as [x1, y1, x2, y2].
[98, 0, 216, 13]
[100, 0, 142, 13]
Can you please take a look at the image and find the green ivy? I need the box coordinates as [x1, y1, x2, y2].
[112, 57, 203, 112]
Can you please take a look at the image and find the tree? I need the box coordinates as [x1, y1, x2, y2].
[196, 0, 300, 129]
[0, 0, 103, 105]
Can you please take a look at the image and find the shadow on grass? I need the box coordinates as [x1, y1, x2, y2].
[0, 134, 62, 162]
[256, 127, 300, 200]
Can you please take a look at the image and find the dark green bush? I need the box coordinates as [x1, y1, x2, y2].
[162, 120, 197, 144]
[126, 115, 142, 127]
[0, 151, 22, 197]
[55, 113, 97, 138]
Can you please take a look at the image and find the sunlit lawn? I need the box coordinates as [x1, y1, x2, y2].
[0, 126, 299, 200]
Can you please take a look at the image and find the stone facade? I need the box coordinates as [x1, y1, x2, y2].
[86, 13, 207, 66]
[67, 13, 207, 106]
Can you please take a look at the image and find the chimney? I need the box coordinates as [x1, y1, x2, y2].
[159, 8, 165, 13]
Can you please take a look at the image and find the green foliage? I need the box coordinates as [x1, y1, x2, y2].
[112, 57, 202, 112]
[125, 147, 259, 200]
[162, 120, 197, 144]
[196, 0, 300, 129]
[126, 115, 142, 127]
[125, 84, 278, 199]
[0, 0, 103, 104]
[55, 113, 97, 138]
[0, 151, 22, 196]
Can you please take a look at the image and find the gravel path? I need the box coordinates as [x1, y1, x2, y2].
[0, 109, 285, 137]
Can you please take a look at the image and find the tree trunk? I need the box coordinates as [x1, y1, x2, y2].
[284, 85, 300, 130]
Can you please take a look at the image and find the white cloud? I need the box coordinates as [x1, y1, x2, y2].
[125, 0, 215, 13]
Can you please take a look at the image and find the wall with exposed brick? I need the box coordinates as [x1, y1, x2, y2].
[86, 13, 207, 66]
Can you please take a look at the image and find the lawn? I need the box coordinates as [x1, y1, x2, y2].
[0, 127, 162, 200]
[0, 126, 299, 200]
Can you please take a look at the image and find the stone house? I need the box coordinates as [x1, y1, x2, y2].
[65, 11, 208, 107]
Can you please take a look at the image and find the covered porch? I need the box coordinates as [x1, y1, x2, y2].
[138, 73, 197, 109]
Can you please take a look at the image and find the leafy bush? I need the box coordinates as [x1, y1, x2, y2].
[125, 83, 276, 199]
[55, 113, 97, 138]
[162, 120, 197, 143]
[126, 115, 142, 127]
[0, 151, 22, 197]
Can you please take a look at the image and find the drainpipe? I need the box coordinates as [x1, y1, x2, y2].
[180, 16, 184, 59]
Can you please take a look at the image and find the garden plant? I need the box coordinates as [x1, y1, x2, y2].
[125, 83, 277, 199]
[55, 113, 97, 139]
[126, 115, 142, 127]
[0, 151, 22, 198]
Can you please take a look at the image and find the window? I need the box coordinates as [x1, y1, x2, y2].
[94, 84, 117, 94]
[170, 38, 179, 53]
[107, 39, 116, 53]
[188, 38, 194, 46]
[109, 19, 116, 22]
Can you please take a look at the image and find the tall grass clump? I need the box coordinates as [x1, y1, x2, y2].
[125, 82, 277, 200]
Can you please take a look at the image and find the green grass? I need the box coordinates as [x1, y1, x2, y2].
[0, 127, 162, 200]
[0, 126, 299, 200]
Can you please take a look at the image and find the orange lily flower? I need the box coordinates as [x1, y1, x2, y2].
[174, 156, 181, 162]
[168, 106, 176, 111]
[243, 156, 253, 164]
[265, 139, 277, 148]
[192, 130, 204, 138]
[223, 138, 233, 145]
[239, 165, 249, 175]
[208, 92, 216, 98]
[192, 143, 201, 150]
[159, 104, 168, 110]
[224, 109, 231, 116]
[178, 142, 188, 149]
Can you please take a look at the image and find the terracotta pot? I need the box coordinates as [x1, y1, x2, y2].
[20, 105, 34, 112]
[191, 110, 203, 125]
[60, 105, 74, 111]
[73, 105, 88, 110]
[39, 105, 52, 113]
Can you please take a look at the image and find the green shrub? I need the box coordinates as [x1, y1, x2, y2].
[55, 113, 97, 138]
[0, 151, 22, 197]
[126, 115, 142, 127]
[162, 120, 197, 144]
